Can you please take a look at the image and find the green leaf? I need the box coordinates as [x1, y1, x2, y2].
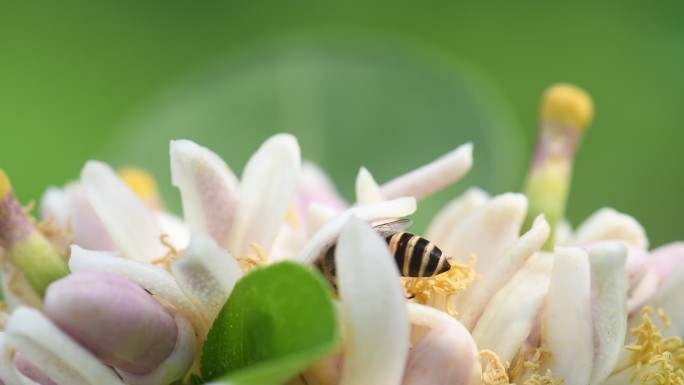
[200, 261, 340, 384]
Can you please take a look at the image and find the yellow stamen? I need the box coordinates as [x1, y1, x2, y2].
[0, 169, 11, 201]
[625, 307, 684, 383]
[153, 234, 181, 269]
[237, 243, 269, 272]
[481, 349, 512, 385]
[403, 255, 478, 316]
[540, 83, 594, 132]
[481, 348, 563, 385]
[118, 167, 164, 209]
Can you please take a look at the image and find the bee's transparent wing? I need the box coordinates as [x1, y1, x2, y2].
[373, 218, 412, 237]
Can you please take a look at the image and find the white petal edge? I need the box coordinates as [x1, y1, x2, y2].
[405, 303, 481, 385]
[297, 197, 417, 265]
[355, 167, 384, 204]
[336, 217, 409, 385]
[170, 140, 238, 245]
[570, 207, 649, 250]
[68, 245, 209, 341]
[438, 192, 527, 273]
[381, 142, 473, 201]
[455, 214, 549, 330]
[225, 133, 301, 257]
[588, 243, 629, 385]
[471, 251, 553, 364]
[81, 161, 166, 262]
[171, 233, 243, 327]
[542, 246, 593, 385]
[5, 306, 125, 385]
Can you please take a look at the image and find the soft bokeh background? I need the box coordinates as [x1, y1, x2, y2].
[1, 2, 682, 246]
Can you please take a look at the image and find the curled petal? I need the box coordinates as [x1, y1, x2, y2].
[68, 246, 208, 340]
[355, 167, 384, 204]
[437, 193, 527, 273]
[381, 142, 473, 201]
[456, 215, 549, 330]
[542, 246, 593, 385]
[297, 197, 417, 265]
[405, 304, 480, 385]
[14, 353, 57, 385]
[425, 188, 489, 247]
[44, 271, 178, 375]
[5, 307, 125, 385]
[171, 233, 243, 326]
[336, 217, 409, 385]
[81, 161, 166, 262]
[226, 133, 301, 257]
[570, 208, 648, 250]
[587, 243, 628, 385]
[170, 140, 237, 246]
[471, 252, 553, 364]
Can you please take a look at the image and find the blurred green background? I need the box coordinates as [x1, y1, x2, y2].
[1, 2, 682, 247]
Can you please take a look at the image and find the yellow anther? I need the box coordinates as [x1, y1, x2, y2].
[153, 234, 181, 270]
[626, 307, 684, 383]
[480, 349, 511, 385]
[237, 243, 269, 272]
[540, 83, 594, 131]
[403, 254, 478, 316]
[0, 169, 12, 201]
[118, 167, 163, 209]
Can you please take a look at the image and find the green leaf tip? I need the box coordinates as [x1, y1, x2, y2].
[200, 261, 340, 385]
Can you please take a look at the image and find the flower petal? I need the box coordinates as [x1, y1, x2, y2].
[471, 251, 553, 364]
[570, 207, 648, 250]
[587, 243, 628, 385]
[425, 187, 489, 247]
[381, 142, 473, 201]
[68, 246, 209, 340]
[81, 161, 166, 262]
[297, 197, 417, 265]
[542, 246, 593, 385]
[404, 304, 480, 385]
[226, 133, 301, 257]
[355, 167, 384, 204]
[456, 215, 549, 330]
[639, 254, 684, 337]
[171, 233, 243, 326]
[170, 140, 238, 246]
[336, 217, 409, 385]
[5, 306, 125, 385]
[649, 241, 684, 284]
[437, 192, 527, 273]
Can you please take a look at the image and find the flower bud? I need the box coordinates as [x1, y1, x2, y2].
[44, 271, 190, 380]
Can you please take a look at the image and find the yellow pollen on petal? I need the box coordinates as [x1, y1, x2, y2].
[403, 254, 478, 316]
[118, 167, 164, 209]
[286, 207, 301, 230]
[0, 169, 12, 201]
[237, 243, 269, 272]
[625, 307, 684, 384]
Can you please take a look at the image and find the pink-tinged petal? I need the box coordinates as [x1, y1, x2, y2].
[170, 140, 237, 246]
[14, 353, 57, 385]
[456, 215, 550, 330]
[62, 183, 116, 251]
[44, 271, 178, 375]
[171, 233, 242, 326]
[226, 134, 301, 258]
[0, 333, 35, 385]
[649, 241, 684, 284]
[68, 246, 209, 340]
[297, 197, 417, 265]
[297, 161, 347, 214]
[381, 143, 473, 201]
[5, 306, 125, 385]
[336, 217, 409, 385]
[355, 167, 384, 204]
[117, 316, 195, 385]
[437, 193, 527, 273]
[587, 243, 628, 385]
[81, 161, 166, 262]
[542, 246, 593, 385]
[626, 266, 658, 315]
[472, 252, 553, 364]
[425, 188, 489, 247]
[570, 208, 648, 250]
[405, 304, 480, 385]
[638, 257, 684, 337]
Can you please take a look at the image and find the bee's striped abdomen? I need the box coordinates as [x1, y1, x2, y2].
[386, 232, 450, 277]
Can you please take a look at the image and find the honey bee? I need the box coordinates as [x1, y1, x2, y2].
[315, 219, 451, 285]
